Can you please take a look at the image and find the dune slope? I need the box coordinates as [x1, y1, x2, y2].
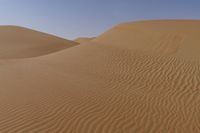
[75, 37, 95, 43]
[0, 20, 200, 133]
[0, 26, 78, 59]
[94, 20, 200, 58]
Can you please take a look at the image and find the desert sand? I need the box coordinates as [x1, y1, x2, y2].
[0, 20, 200, 133]
[75, 37, 95, 43]
[0, 26, 78, 59]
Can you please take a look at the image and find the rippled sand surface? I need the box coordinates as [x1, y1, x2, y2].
[0, 20, 200, 133]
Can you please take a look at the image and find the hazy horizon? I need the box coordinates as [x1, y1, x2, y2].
[0, 0, 200, 39]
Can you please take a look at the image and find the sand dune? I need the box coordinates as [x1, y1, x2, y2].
[0, 20, 200, 132]
[75, 37, 95, 43]
[94, 20, 200, 58]
[0, 26, 78, 59]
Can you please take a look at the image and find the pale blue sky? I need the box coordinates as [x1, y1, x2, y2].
[0, 0, 199, 39]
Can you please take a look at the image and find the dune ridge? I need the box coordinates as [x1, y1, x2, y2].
[0, 20, 200, 132]
[93, 20, 200, 58]
[0, 26, 78, 59]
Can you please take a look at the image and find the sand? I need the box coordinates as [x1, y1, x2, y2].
[75, 37, 95, 43]
[94, 20, 200, 59]
[0, 20, 200, 133]
[0, 26, 78, 59]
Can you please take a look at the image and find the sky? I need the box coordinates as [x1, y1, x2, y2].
[0, 0, 199, 39]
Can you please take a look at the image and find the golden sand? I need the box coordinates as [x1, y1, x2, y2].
[0, 20, 200, 132]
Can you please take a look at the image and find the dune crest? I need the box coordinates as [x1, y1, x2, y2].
[93, 20, 200, 58]
[0, 26, 78, 59]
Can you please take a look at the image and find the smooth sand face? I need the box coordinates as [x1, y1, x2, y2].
[0, 20, 200, 133]
[94, 20, 200, 59]
[0, 26, 78, 59]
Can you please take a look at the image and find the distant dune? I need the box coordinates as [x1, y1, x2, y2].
[0, 26, 78, 59]
[0, 20, 200, 133]
[75, 37, 95, 43]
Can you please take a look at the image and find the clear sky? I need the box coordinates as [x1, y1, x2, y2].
[0, 0, 199, 39]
